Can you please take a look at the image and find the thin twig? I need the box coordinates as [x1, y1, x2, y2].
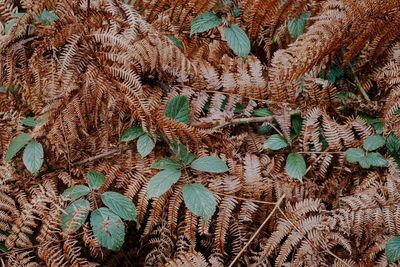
[212, 191, 276, 205]
[305, 148, 330, 175]
[349, 64, 370, 101]
[228, 194, 286, 267]
[71, 148, 120, 166]
[213, 116, 275, 130]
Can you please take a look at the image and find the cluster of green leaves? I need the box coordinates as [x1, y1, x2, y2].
[5, 133, 44, 175]
[386, 237, 400, 263]
[61, 171, 137, 251]
[345, 135, 388, 168]
[190, 10, 250, 57]
[4, 9, 57, 35]
[121, 96, 190, 157]
[262, 112, 306, 181]
[148, 142, 228, 222]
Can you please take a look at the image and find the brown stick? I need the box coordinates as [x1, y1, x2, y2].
[71, 148, 120, 166]
[228, 194, 286, 267]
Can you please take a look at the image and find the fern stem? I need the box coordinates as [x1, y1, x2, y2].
[349, 64, 370, 101]
[228, 194, 286, 267]
[212, 110, 300, 130]
[71, 148, 120, 166]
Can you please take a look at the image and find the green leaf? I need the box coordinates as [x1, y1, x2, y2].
[5, 19, 17, 34]
[137, 134, 155, 158]
[62, 185, 90, 201]
[327, 64, 344, 84]
[291, 113, 303, 137]
[224, 24, 251, 58]
[121, 125, 144, 142]
[190, 12, 222, 35]
[0, 242, 6, 252]
[252, 108, 272, 117]
[39, 10, 58, 25]
[147, 169, 182, 199]
[61, 199, 90, 233]
[152, 158, 182, 170]
[5, 133, 32, 162]
[23, 141, 44, 175]
[164, 96, 190, 124]
[363, 135, 385, 151]
[166, 35, 183, 49]
[363, 153, 388, 168]
[387, 133, 400, 154]
[386, 237, 400, 263]
[101, 192, 137, 221]
[258, 123, 273, 135]
[345, 148, 364, 163]
[21, 117, 48, 127]
[358, 115, 384, 134]
[87, 171, 105, 190]
[263, 134, 288, 150]
[190, 156, 229, 173]
[171, 142, 196, 165]
[183, 183, 216, 222]
[90, 207, 125, 251]
[288, 12, 311, 39]
[285, 153, 307, 181]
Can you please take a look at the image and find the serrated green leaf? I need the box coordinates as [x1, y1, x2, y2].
[364, 152, 388, 168]
[121, 125, 144, 142]
[363, 135, 385, 151]
[62, 185, 90, 201]
[152, 157, 182, 170]
[5, 19, 17, 34]
[101, 192, 137, 221]
[285, 153, 306, 181]
[137, 134, 155, 158]
[327, 64, 344, 84]
[358, 115, 384, 134]
[224, 24, 251, 58]
[87, 171, 105, 190]
[147, 169, 182, 199]
[291, 113, 303, 137]
[164, 96, 190, 124]
[386, 237, 400, 263]
[166, 35, 183, 49]
[61, 199, 90, 233]
[263, 134, 288, 150]
[171, 142, 196, 165]
[190, 156, 229, 173]
[190, 12, 222, 35]
[288, 12, 311, 39]
[23, 141, 44, 175]
[258, 123, 273, 135]
[90, 207, 125, 251]
[0, 242, 6, 252]
[5, 133, 32, 162]
[183, 183, 216, 222]
[252, 108, 272, 117]
[39, 10, 58, 25]
[387, 133, 400, 154]
[345, 148, 364, 163]
[21, 117, 48, 127]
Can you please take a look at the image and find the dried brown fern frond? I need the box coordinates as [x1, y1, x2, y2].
[164, 250, 208, 267]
